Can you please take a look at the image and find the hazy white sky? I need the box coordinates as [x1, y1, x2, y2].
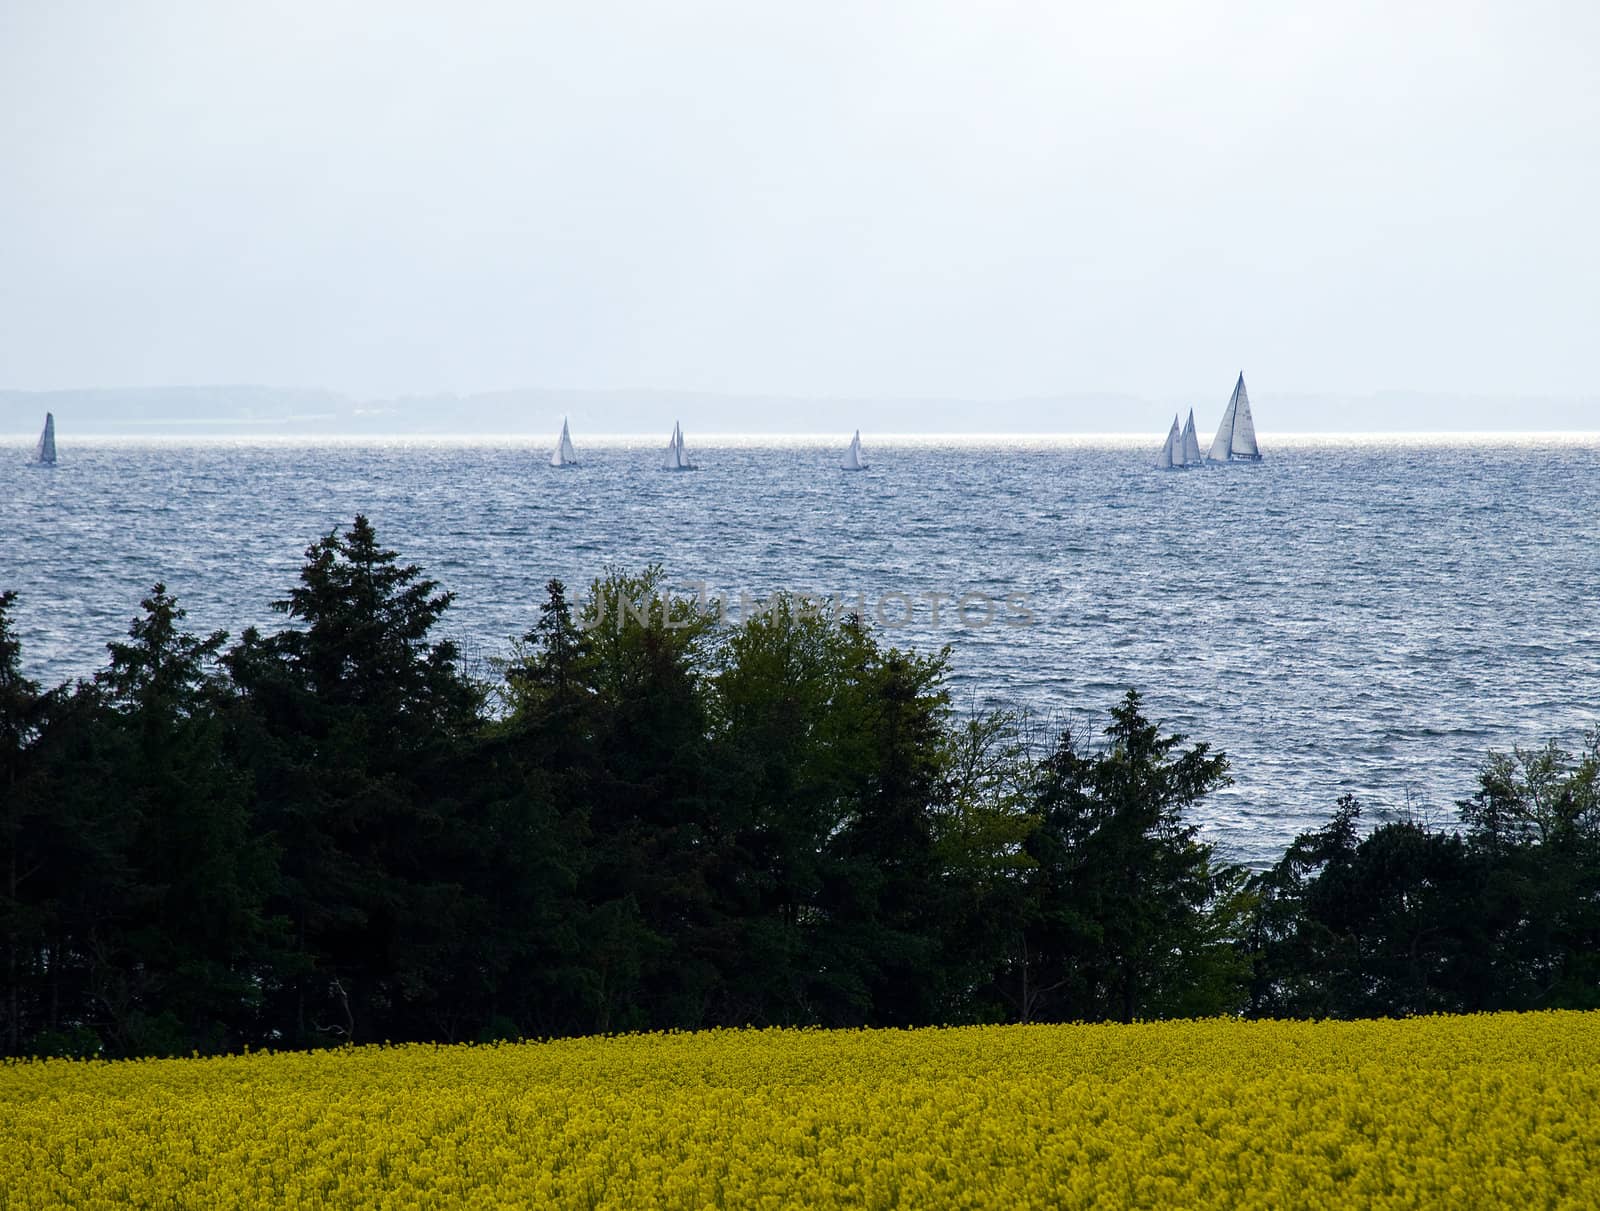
[3, 0, 1597, 402]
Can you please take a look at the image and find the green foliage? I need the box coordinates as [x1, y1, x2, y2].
[706, 597, 867, 1024]
[1250, 736, 1600, 1018]
[1459, 737, 1600, 1009]
[0, 591, 44, 1054]
[224, 516, 485, 1045]
[1005, 691, 1250, 1022]
[2, 587, 275, 1056]
[6, 524, 1599, 1056]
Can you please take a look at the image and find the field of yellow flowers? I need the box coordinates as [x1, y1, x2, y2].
[3, 1012, 1597, 1209]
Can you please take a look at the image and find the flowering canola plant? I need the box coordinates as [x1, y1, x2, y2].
[3, 1013, 1598, 1209]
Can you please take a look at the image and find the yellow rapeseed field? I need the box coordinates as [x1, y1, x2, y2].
[3, 1013, 1597, 1209]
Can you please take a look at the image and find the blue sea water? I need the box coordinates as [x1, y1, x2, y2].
[3, 433, 1598, 864]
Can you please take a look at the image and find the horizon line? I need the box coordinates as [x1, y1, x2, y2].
[5, 383, 1600, 403]
[6, 429, 1600, 445]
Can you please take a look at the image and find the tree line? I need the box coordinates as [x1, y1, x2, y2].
[2, 516, 1596, 1057]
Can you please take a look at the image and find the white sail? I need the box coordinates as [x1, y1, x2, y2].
[1229, 377, 1260, 459]
[1155, 415, 1179, 469]
[35, 412, 56, 465]
[1181, 409, 1202, 465]
[550, 418, 577, 467]
[663, 421, 695, 471]
[1206, 380, 1240, 462]
[841, 429, 864, 471]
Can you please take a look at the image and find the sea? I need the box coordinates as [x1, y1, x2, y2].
[3, 433, 1598, 866]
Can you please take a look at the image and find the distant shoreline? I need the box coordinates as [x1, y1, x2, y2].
[6, 385, 1599, 439]
[4, 430, 1600, 445]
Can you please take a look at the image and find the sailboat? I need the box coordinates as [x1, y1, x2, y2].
[841, 430, 866, 471]
[550, 418, 577, 467]
[35, 412, 56, 465]
[1154, 414, 1182, 470]
[662, 421, 697, 471]
[1180, 408, 1202, 466]
[1206, 373, 1262, 463]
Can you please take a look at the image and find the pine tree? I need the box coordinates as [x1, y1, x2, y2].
[227, 516, 483, 1044]
[89, 584, 273, 1053]
[812, 628, 955, 1026]
[0, 593, 43, 1053]
[1010, 691, 1249, 1022]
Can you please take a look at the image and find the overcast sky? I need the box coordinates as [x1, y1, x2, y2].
[3, 0, 1597, 406]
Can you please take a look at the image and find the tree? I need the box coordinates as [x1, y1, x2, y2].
[1247, 794, 1363, 1018]
[1007, 691, 1250, 1023]
[4, 677, 125, 1056]
[566, 566, 719, 1030]
[467, 578, 601, 1038]
[0, 592, 44, 1053]
[1251, 796, 1485, 1018]
[1458, 739, 1600, 1009]
[86, 585, 275, 1053]
[706, 597, 874, 1025]
[226, 516, 484, 1045]
[811, 626, 956, 1026]
[931, 708, 1038, 1023]
[0, 587, 278, 1055]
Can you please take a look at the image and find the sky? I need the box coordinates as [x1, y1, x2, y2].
[2, 0, 1598, 413]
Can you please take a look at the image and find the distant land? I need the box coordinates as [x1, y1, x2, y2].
[1, 385, 1596, 437]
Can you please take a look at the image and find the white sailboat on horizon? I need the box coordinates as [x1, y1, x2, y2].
[550, 418, 577, 467]
[663, 421, 697, 471]
[1206, 373, 1262, 463]
[841, 430, 866, 471]
[35, 412, 56, 465]
[1180, 408, 1202, 466]
[1154, 414, 1182, 470]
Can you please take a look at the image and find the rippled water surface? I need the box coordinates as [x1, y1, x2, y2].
[4, 434, 1598, 863]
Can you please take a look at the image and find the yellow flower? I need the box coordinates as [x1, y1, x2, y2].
[2, 1013, 1598, 1208]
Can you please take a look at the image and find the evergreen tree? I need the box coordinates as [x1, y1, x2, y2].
[5, 679, 126, 1055]
[88, 585, 274, 1053]
[812, 627, 955, 1026]
[226, 516, 483, 1044]
[472, 578, 601, 1038]
[1008, 691, 1249, 1022]
[1251, 797, 1484, 1017]
[2, 587, 277, 1055]
[0, 592, 44, 1053]
[1247, 794, 1363, 1018]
